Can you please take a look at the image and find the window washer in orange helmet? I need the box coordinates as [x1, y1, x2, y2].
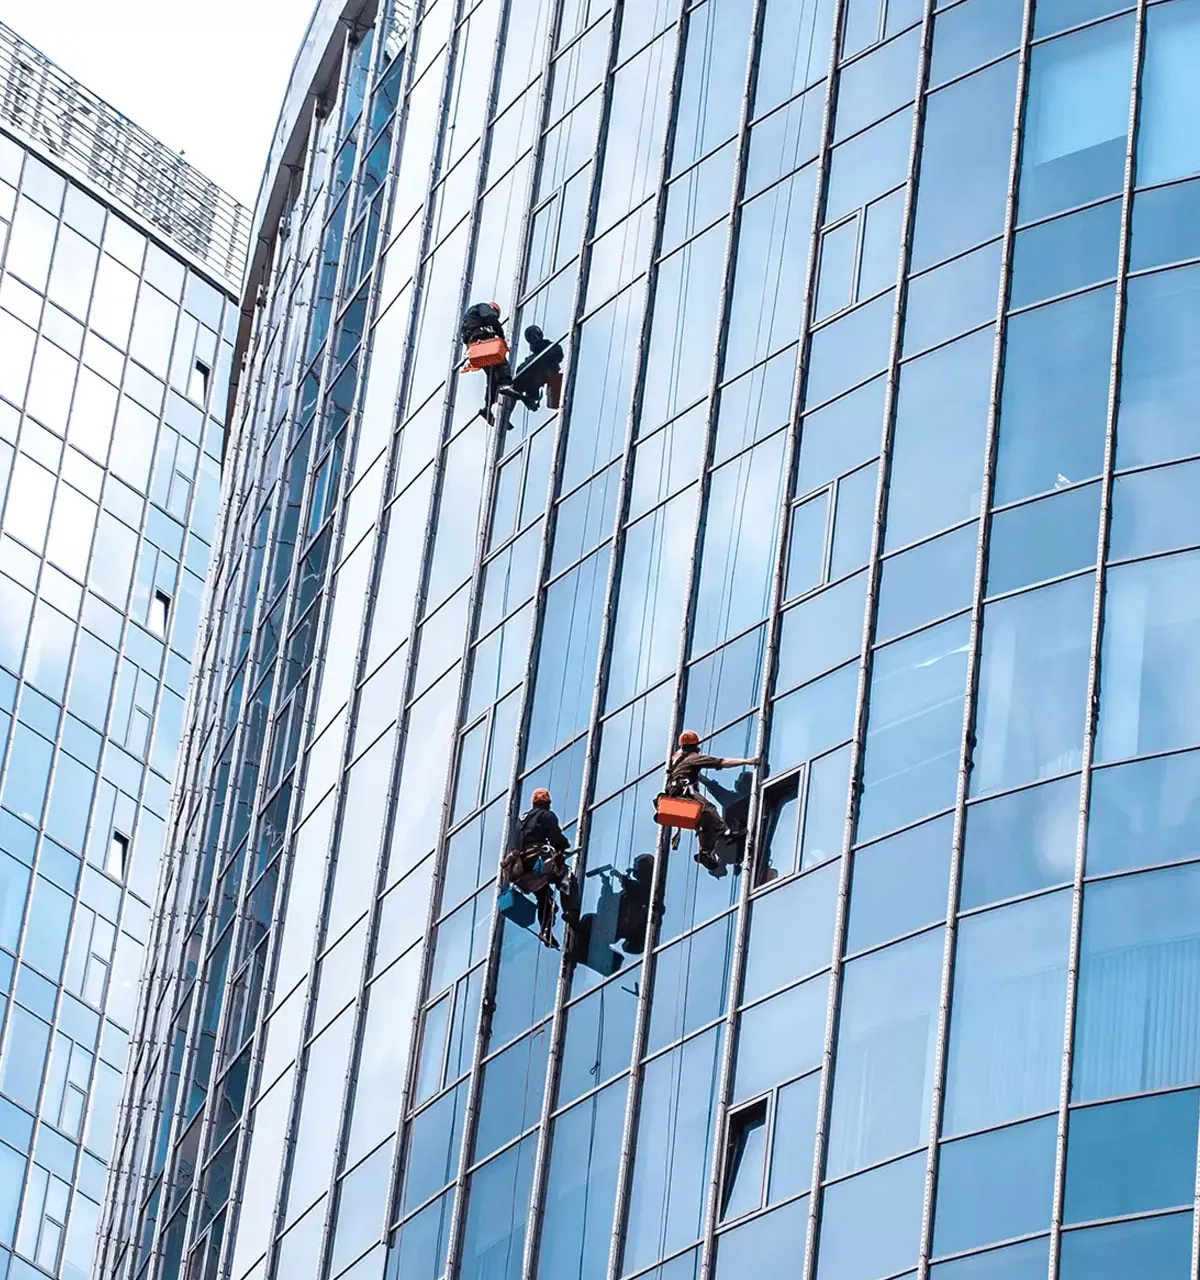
[502, 787, 575, 948]
[665, 731, 759, 870]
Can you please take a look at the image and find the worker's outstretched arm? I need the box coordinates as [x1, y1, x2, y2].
[716, 755, 760, 769]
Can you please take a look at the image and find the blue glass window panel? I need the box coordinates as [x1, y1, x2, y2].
[0, 1140, 22, 1245]
[904, 239, 1001, 356]
[647, 913, 737, 1053]
[536, 1082, 624, 1280]
[624, 1029, 722, 1271]
[1115, 265, 1200, 469]
[630, 405, 706, 522]
[829, 462, 877, 580]
[0, 853, 29, 952]
[746, 90, 825, 200]
[401, 1086, 466, 1214]
[608, 497, 693, 708]
[858, 188, 905, 300]
[815, 1151, 926, 1280]
[834, 29, 921, 143]
[827, 927, 944, 1175]
[459, 1135, 538, 1280]
[769, 1071, 820, 1202]
[929, 0, 1024, 89]
[22, 877, 72, 980]
[755, 0, 836, 117]
[595, 683, 672, 800]
[887, 329, 992, 550]
[818, 219, 856, 321]
[386, 1191, 454, 1280]
[693, 434, 788, 654]
[962, 776, 1080, 910]
[944, 891, 1071, 1133]
[663, 145, 735, 259]
[685, 627, 766, 732]
[714, 347, 797, 466]
[662, 818, 743, 943]
[930, 1239, 1050, 1280]
[744, 862, 839, 1003]
[825, 109, 913, 226]
[986, 483, 1101, 596]
[553, 466, 619, 576]
[796, 375, 884, 499]
[527, 548, 610, 763]
[713, 1198, 807, 1276]
[1011, 199, 1123, 311]
[559, 977, 639, 1104]
[768, 662, 858, 776]
[734, 974, 829, 1102]
[1, 724, 52, 825]
[805, 291, 896, 409]
[877, 524, 977, 643]
[1065, 1089, 1200, 1224]
[1096, 551, 1200, 763]
[1129, 178, 1200, 272]
[971, 575, 1094, 796]
[995, 286, 1115, 504]
[726, 168, 818, 378]
[1137, 0, 1200, 187]
[1019, 17, 1134, 222]
[641, 227, 726, 428]
[1087, 750, 1200, 875]
[802, 743, 852, 869]
[934, 1116, 1057, 1257]
[1059, 1213, 1193, 1280]
[490, 910, 559, 1049]
[563, 287, 644, 488]
[1073, 862, 1200, 1098]
[858, 616, 971, 842]
[672, 0, 755, 174]
[848, 815, 952, 954]
[473, 1028, 550, 1160]
[1110, 462, 1200, 561]
[0, 1006, 48, 1109]
[911, 58, 1019, 271]
[777, 573, 867, 694]
[785, 496, 828, 600]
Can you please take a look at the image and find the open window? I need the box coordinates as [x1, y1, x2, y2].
[150, 590, 171, 639]
[721, 1097, 770, 1221]
[108, 830, 129, 878]
[189, 358, 211, 404]
[757, 773, 802, 886]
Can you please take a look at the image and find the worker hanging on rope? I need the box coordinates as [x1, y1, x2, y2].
[460, 302, 564, 425]
[499, 788, 580, 949]
[655, 731, 759, 873]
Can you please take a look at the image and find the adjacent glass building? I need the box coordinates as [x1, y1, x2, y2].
[99, 0, 1200, 1278]
[0, 20, 246, 1280]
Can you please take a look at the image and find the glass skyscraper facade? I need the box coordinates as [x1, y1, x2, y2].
[99, 0, 1200, 1278]
[0, 21, 245, 1280]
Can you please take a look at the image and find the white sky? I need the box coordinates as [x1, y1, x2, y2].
[0, 0, 317, 207]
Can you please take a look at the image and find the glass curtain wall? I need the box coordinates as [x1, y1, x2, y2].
[0, 134, 236, 1280]
[99, 0, 1200, 1279]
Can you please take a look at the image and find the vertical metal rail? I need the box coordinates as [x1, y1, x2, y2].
[695, 0, 847, 1272]
[913, 0, 1036, 1274]
[1048, 6, 1146, 1280]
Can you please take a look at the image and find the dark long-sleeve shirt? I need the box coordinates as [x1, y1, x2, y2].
[518, 806, 569, 851]
[667, 751, 741, 792]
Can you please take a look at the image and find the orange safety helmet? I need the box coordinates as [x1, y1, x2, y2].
[679, 730, 701, 748]
[531, 787, 552, 806]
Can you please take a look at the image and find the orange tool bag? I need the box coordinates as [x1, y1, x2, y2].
[462, 336, 509, 372]
[654, 794, 704, 830]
